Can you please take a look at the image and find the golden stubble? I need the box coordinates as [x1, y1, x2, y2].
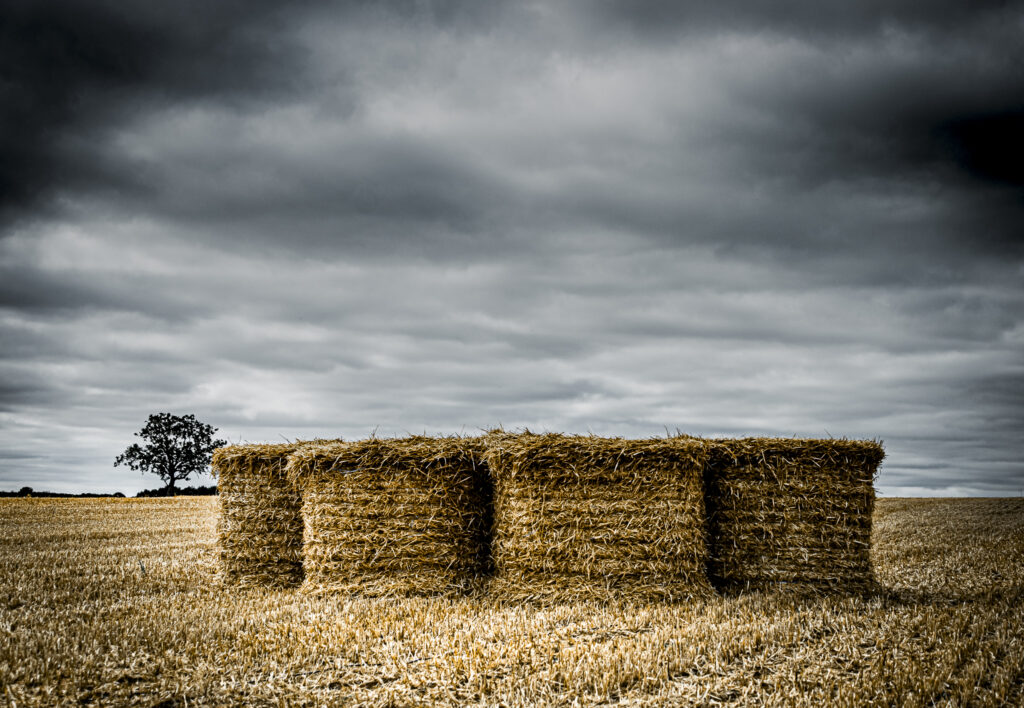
[1, 496, 1023, 706]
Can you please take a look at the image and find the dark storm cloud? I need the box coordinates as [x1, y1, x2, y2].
[589, 0, 1014, 37]
[0, 0, 516, 229]
[938, 111, 1024, 189]
[0, 267, 108, 313]
[7, 0, 1020, 266]
[752, 42, 1024, 199]
[142, 134, 501, 241]
[0, 1, 1022, 495]
[0, 370, 60, 411]
[581, 0, 1024, 254]
[0, 0, 323, 226]
[6, 0, 1024, 239]
[0, 253, 217, 321]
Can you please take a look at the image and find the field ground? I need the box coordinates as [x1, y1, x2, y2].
[1, 497, 1023, 707]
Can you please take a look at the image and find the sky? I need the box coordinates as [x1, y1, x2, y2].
[1, 0, 1022, 496]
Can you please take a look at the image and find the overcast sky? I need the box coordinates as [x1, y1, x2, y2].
[2, 0, 1022, 496]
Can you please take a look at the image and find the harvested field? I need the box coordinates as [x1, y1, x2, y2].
[2, 496, 1023, 706]
[486, 432, 711, 603]
[704, 438, 884, 591]
[286, 436, 491, 596]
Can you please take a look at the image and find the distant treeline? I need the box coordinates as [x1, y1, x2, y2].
[0, 489, 126, 498]
[1, 485, 217, 498]
[136, 485, 217, 497]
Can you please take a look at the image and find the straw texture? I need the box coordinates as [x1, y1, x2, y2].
[214, 443, 310, 587]
[286, 436, 492, 597]
[704, 438, 884, 591]
[485, 432, 712, 603]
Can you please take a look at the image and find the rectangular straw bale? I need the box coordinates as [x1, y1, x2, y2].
[704, 437, 884, 591]
[286, 436, 491, 597]
[213, 442, 312, 587]
[485, 432, 712, 603]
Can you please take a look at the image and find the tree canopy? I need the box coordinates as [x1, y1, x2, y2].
[115, 413, 226, 494]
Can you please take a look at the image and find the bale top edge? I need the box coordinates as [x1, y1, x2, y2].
[212, 439, 344, 462]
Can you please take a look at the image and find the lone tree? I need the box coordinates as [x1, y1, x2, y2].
[115, 413, 226, 495]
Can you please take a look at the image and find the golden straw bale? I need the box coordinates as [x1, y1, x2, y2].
[286, 436, 491, 597]
[213, 442, 333, 588]
[704, 437, 884, 591]
[485, 431, 712, 603]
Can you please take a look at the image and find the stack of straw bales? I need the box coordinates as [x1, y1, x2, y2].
[286, 436, 492, 596]
[485, 432, 712, 603]
[214, 443, 311, 587]
[213, 432, 884, 600]
[704, 438, 884, 591]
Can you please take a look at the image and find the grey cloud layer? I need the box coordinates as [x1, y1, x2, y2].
[1, 1, 1022, 494]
